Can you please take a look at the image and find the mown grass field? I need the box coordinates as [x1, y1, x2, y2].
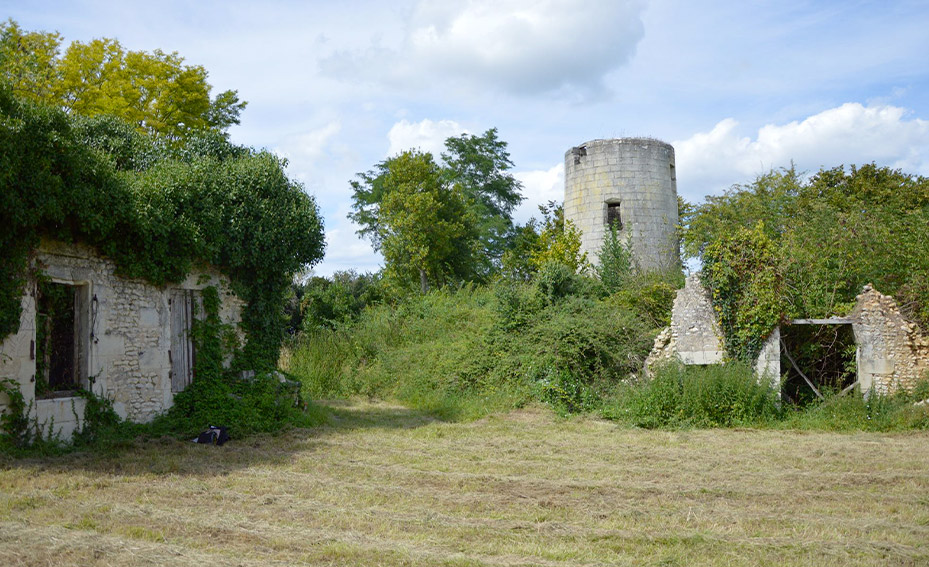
[2, 400, 928, 566]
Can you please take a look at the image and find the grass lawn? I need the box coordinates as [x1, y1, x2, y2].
[1, 400, 928, 566]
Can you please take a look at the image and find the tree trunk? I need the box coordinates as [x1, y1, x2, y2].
[419, 268, 429, 294]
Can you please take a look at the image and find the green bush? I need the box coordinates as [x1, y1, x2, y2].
[782, 379, 929, 432]
[608, 362, 782, 428]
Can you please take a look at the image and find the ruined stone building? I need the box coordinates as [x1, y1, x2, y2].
[564, 138, 679, 271]
[649, 275, 929, 397]
[0, 240, 243, 439]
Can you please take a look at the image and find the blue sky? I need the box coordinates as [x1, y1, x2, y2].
[4, 0, 929, 275]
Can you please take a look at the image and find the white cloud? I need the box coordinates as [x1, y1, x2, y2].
[318, 226, 382, 276]
[386, 118, 466, 157]
[290, 121, 342, 160]
[513, 163, 564, 223]
[674, 103, 929, 201]
[320, 0, 646, 96]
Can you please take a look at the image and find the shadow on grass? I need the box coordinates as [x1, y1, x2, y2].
[0, 399, 442, 477]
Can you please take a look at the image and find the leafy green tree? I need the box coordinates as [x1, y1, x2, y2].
[528, 201, 588, 273]
[350, 128, 523, 284]
[354, 150, 479, 294]
[0, 19, 60, 103]
[442, 128, 523, 274]
[687, 163, 929, 359]
[0, 19, 246, 139]
[499, 219, 541, 281]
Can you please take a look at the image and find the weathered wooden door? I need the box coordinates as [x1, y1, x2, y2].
[170, 290, 195, 393]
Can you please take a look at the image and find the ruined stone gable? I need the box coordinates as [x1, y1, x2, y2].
[851, 285, 929, 394]
[648, 277, 929, 396]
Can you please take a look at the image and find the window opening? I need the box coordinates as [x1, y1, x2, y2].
[606, 202, 622, 230]
[572, 145, 587, 164]
[35, 281, 87, 397]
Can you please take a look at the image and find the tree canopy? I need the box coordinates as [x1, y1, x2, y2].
[353, 150, 479, 294]
[0, 19, 246, 139]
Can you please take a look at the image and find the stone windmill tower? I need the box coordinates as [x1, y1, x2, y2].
[563, 138, 679, 271]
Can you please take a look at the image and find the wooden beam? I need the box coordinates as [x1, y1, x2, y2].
[838, 380, 859, 397]
[790, 318, 854, 325]
[780, 338, 825, 400]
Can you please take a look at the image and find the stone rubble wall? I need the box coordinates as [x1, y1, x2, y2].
[850, 284, 929, 395]
[0, 240, 243, 436]
[647, 277, 929, 396]
[645, 274, 725, 372]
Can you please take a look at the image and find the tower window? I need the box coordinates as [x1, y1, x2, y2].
[606, 202, 622, 230]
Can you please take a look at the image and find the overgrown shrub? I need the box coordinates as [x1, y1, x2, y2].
[781, 378, 929, 432]
[685, 165, 929, 356]
[608, 362, 782, 428]
[298, 270, 383, 332]
[0, 84, 325, 370]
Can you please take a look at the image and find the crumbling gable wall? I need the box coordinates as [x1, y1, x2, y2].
[0, 240, 243, 439]
[850, 284, 929, 394]
[646, 274, 724, 369]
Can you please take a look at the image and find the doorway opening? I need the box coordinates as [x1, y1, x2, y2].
[35, 280, 88, 397]
[780, 323, 856, 405]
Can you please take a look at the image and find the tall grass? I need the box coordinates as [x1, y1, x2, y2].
[778, 379, 929, 432]
[604, 361, 929, 431]
[605, 362, 782, 428]
[286, 285, 509, 419]
[286, 278, 657, 419]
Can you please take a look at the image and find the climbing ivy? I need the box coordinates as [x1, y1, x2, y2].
[0, 82, 325, 371]
[689, 164, 929, 361]
[701, 222, 785, 362]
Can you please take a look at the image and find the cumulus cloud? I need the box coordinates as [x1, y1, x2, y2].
[320, 0, 645, 95]
[674, 103, 929, 201]
[386, 118, 466, 157]
[318, 226, 382, 276]
[274, 121, 343, 166]
[513, 163, 564, 223]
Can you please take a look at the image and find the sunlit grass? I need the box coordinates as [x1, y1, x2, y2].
[1, 400, 928, 566]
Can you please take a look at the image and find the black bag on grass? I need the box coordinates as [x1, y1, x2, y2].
[193, 425, 230, 446]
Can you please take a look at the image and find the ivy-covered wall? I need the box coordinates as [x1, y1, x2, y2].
[0, 81, 325, 375]
[0, 241, 243, 437]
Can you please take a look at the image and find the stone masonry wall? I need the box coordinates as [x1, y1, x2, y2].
[564, 138, 679, 271]
[0, 241, 243, 435]
[645, 274, 725, 371]
[850, 284, 929, 395]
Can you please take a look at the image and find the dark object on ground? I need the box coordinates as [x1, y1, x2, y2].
[194, 425, 230, 446]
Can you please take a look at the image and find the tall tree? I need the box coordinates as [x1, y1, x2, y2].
[442, 128, 523, 275]
[0, 19, 246, 139]
[350, 128, 523, 285]
[352, 150, 478, 294]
